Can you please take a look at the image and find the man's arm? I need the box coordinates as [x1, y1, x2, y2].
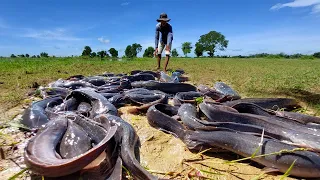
[155, 25, 160, 49]
[166, 25, 173, 49]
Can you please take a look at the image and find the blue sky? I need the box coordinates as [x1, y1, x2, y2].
[0, 0, 320, 57]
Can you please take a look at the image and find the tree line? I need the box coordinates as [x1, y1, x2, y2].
[4, 30, 320, 59]
[9, 52, 50, 58]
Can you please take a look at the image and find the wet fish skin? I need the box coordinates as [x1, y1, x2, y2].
[275, 111, 320, 124]
[52, 97, 79, 112]
[59, 119, 92, 159]
[131, 80, 197, 94]
[231, 102, 276, 117]
[178, 103, 205, 130]
[197, 84, 226, 100]
[24, 114, 117, 177]
[231, 102, 310, 125]
[77, 102, 92, 116]
[178, 103, 283, 140]
[222, 98, 301, 111]
[121, 73, 155, 82]
[106, 157, 123, 180]
[147, 104, 187, 140]
[187, 130, 320, 178]
[99, 92, 120, 99]
[21, 96, 63, 129]
[125, 89, 168, 105]
[108, 94, 131, 108]
[214, 82, 241, 100]
[199, 102, 320, 150]
[39, 87, 71, 99]
[95, 114, 158, 180]
[67, 88, 118, 118]
[174, 91, 203, 106]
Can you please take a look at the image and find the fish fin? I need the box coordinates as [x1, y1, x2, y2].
[262, 167, 280, 174]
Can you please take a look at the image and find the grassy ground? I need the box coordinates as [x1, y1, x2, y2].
[1, 57, 319, 114]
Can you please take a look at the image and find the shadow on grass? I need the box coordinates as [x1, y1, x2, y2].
[274, 88, 320, 110]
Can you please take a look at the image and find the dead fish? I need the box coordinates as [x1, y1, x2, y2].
[99, 92, 121, 99]
[39, 86, 71, 99]
[147, 104, 187, 140]
[222, 98, 301, 111]
[106, 157, 123, 180]
[199, 102, 320, 151]
[108, 94, 131, 108]
[59, 119, 92, 159]
[77, 102, 92, 116]
[21, 96, 63, 129]
[178, 103, 283, 140]
[197, 84, 225, 100]
[95, 114, 158, 180]
[66, 88, 118, 118]
[24, 114, 117, 177]
[173, 91, 203, 106]
[121, 73, 155, 82]
[131, 80, 197, 94]
[275, 111, 320, 124]
[187, 130, 320, 178]
[51, 97, 79, 113]
[213, 82, 241, 100]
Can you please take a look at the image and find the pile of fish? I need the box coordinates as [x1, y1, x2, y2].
[20, 69, 320, 179]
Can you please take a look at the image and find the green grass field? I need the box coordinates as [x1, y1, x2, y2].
[0, 57, 319, 115]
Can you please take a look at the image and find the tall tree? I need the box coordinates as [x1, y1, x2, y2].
[182, 42, 192, 57]
[143, 47, 155, 58]
[197, 31, 228, 57]
[171, 48, 179, 57]
[97, 51, 107, 58]
[25, 54, 30, 58]
[131, 43, 142, 57]
[109, 48, 118, 58]
[90, 52, 97, 57]
[40, 52, 49, 58]
[82, 46, 92, 56]
[313, 52, 320, 58]
[194, 42, 204, 57]
[10, 54, 16, 58]
[125, 45, 133, 58]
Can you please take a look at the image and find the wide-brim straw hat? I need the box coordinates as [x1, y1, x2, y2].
[157, 13, 171, 22]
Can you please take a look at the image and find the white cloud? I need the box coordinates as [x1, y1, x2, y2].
[121, 2, 130, 6]
[98, 37, 110, 44]
[312, 4, 320, 13]
[22, 28, 83, 41]
[270, 0, 320, 13]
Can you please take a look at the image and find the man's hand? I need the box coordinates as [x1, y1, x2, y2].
[154, 48, 158, 56]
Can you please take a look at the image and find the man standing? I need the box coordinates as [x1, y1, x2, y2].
[154, 13, 173, 72]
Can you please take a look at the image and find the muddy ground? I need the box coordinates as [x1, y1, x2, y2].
[0, 98, 298, 180]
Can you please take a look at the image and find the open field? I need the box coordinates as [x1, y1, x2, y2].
[0, 57, 320, 179]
